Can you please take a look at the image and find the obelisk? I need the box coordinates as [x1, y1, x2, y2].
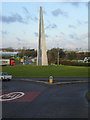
[37, 7, 48, 66]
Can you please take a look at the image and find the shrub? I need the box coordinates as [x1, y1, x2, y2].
[60, 59, 90, 66]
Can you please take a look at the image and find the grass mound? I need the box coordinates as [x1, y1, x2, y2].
[2, 65, 89, 77]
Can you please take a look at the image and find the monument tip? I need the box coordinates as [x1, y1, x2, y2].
[40, 6, 42, 9]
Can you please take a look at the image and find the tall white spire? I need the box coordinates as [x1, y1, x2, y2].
[37, 7, 48, 66]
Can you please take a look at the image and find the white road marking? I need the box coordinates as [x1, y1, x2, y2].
[0, 92, 25, 101]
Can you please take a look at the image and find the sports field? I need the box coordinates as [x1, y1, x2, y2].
[2, 65, 89, 77]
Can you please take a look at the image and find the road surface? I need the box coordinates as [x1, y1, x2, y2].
[1, 80, 89, 118]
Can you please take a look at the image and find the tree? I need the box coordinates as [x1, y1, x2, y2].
[17, 49, 37, 58]
[47, 48, 66, 64]
[2, 47, 14, 52]
[67, 52, 77, 60]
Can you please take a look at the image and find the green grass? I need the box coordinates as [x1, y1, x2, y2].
[2, 65, 89, 77]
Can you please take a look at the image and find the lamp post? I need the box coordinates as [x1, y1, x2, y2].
[57, 43, 59, 65]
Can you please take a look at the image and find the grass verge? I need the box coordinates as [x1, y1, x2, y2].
[2, 65, 89, 78]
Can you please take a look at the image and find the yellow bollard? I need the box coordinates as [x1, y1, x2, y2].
[49, 75, 53, 84]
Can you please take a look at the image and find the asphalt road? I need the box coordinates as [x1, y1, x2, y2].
[1, 80, 89, 118]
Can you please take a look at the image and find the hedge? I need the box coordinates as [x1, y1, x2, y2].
[60, 59, 90, 66]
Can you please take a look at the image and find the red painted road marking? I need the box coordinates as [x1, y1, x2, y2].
[0, 91, 41, 102]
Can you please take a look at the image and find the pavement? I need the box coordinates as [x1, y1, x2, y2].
[1, 78, 90, 119]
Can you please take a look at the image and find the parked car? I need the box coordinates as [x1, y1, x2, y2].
[0, 72, 12, 81]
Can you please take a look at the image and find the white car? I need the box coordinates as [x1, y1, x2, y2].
[0, 72, 12, 81]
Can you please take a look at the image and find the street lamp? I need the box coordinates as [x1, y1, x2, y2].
[57, 43, 59, 65]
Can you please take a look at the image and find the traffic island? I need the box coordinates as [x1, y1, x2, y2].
[14, 78, 89, 86]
